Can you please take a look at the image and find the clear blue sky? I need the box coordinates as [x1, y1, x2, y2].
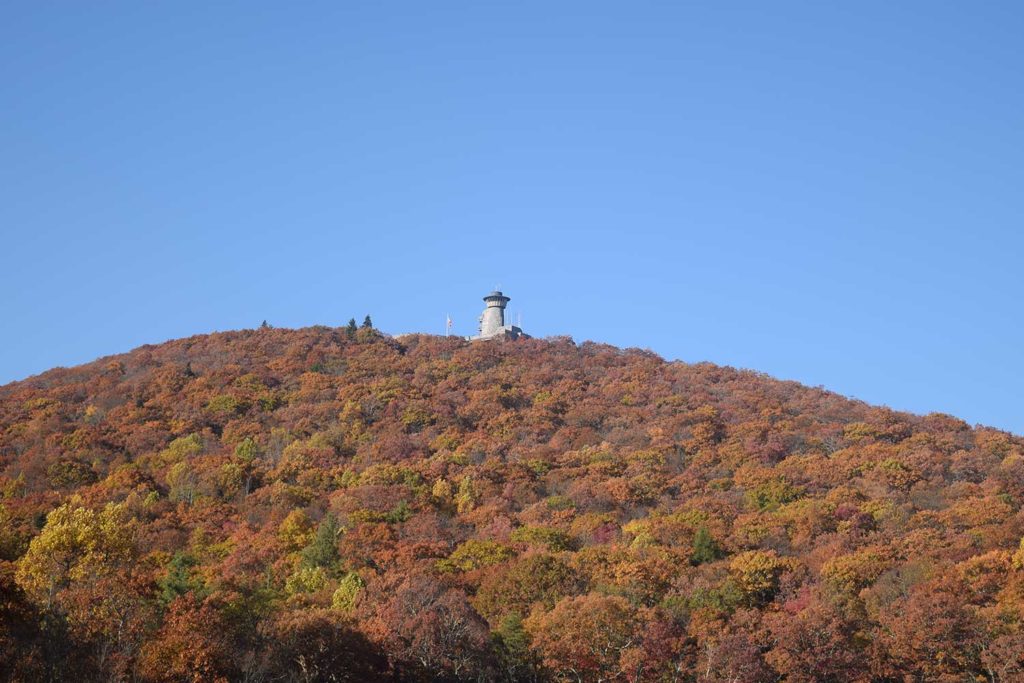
[1, 3, 1022, 434]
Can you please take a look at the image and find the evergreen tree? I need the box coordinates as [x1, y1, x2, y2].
[300, 514, 341, 570]
[361, 315, 373, 329]
[691, 525, 722, 565]
[157, 552, 205, 606]
[493, 613, 537, 680]
[346, 318, 358, 338]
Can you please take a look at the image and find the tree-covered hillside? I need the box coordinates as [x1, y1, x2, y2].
[1, 326, 1022, 681]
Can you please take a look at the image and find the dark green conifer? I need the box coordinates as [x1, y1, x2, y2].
[691, 526, 722, 565]
[300, 514, 341, 570]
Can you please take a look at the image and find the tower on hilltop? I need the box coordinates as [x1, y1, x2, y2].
[469, 289, 529, 341]
[479, 290, 509, 337]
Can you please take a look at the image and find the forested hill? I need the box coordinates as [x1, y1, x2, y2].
[2, 326, 1023, 682]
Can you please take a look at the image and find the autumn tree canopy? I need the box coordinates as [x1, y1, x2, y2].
[1, 326, 1023, 681]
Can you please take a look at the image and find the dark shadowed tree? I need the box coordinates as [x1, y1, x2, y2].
[374, 573, 494, 681]
[258, 608, 389, 682]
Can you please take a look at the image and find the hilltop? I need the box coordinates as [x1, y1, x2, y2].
[1, 326, 1023, 681]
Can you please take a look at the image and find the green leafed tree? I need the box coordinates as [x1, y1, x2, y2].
[691, 526, 723, 565]
[300, 513, 341, 570]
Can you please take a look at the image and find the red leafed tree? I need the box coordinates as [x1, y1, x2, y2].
[876, 576, 986, 680]
[762, 589, 869, 682]
[137, 596, 236, 683]
[525, 593, 640, 682]
[620, 608, 694, 683]
[370, 573, 494, 680]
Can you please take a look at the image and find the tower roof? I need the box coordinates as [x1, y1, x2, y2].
[484, 290, 509, 301]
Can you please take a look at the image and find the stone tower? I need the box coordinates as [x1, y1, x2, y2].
[469, 289, 529, 341]
[479, 290, 510, 337]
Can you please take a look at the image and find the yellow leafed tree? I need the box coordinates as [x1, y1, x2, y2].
[15, 498, 135, 609]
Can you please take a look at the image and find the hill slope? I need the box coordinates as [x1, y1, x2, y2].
[1, 327, 1023, 681]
